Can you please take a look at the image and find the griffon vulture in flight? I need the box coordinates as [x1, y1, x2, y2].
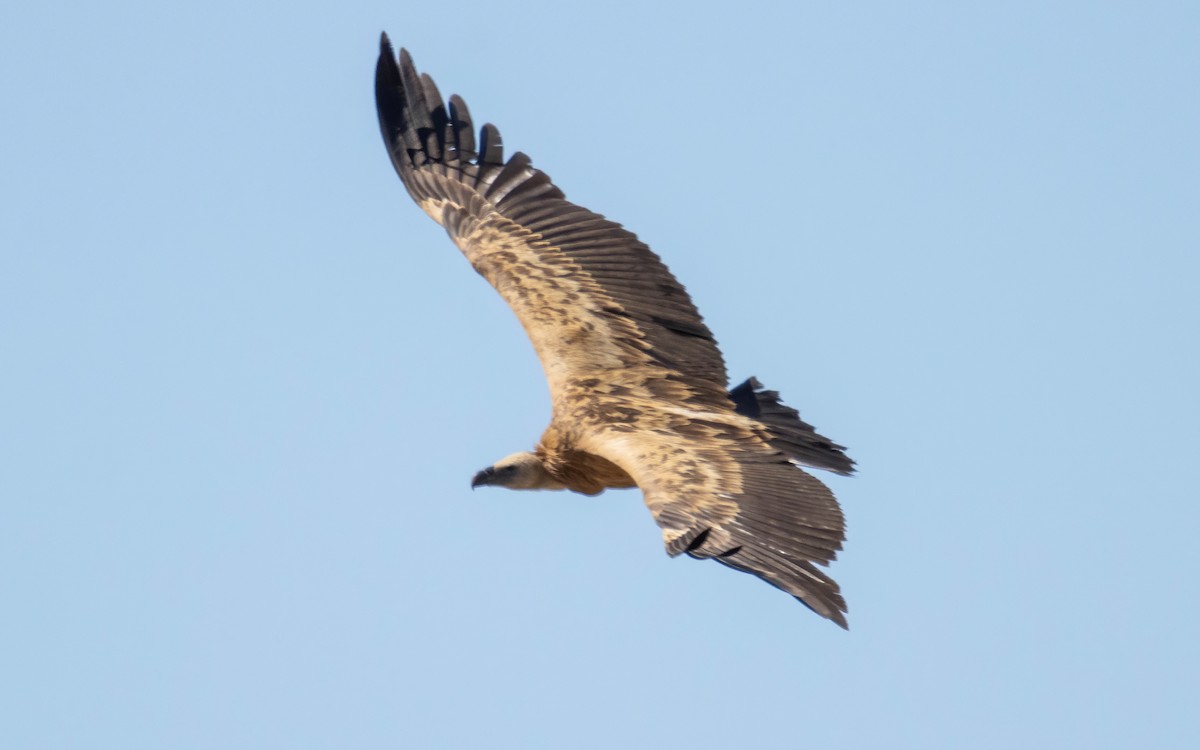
[375, 34, 857, 627]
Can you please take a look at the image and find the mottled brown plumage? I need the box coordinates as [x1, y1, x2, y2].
[376, 34, 857, 627]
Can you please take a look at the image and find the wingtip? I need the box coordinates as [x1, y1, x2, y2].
[800, 594, 849, 629]
[375, 32, 399, 89]
[830, 606, 850, 630]
[378, 32, 413, 69]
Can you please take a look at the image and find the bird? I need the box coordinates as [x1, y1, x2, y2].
[375, 33, 857, 627]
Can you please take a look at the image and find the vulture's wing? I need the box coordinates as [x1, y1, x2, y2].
[577, 415, 848, 627]
[375, 36, 730, 410]
[377, 37, 849, 626]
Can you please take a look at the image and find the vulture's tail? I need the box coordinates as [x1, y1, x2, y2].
[728, 377, 856, 476]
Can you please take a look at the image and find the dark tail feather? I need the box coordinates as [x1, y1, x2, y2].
[728, 377, 856, 476]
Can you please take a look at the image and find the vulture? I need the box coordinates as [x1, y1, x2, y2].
[375, 34, 857, 627]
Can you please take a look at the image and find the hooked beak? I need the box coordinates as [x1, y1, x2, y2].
[471, 466, 496, 489]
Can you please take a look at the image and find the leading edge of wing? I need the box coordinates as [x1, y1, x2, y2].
[375, 35, 731, 400]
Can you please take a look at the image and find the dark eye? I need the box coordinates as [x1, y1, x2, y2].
[501, 465, 519, 475]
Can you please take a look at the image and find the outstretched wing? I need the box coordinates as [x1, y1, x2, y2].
[375, 35, 730, 411]
[577, 412, 849, 628]
[376, 36, 850, 626]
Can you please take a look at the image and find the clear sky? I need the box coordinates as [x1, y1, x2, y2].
[2, 1, 1197, 748]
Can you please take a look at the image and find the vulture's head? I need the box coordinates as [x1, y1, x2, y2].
[471, 452, 566, 491]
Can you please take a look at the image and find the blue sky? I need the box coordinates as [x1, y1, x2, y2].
[2, 1, 1197, 747]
